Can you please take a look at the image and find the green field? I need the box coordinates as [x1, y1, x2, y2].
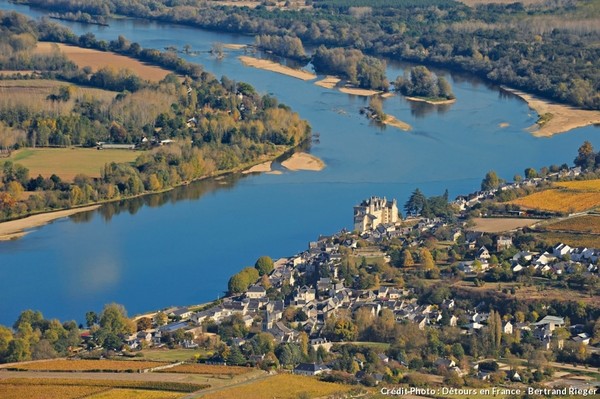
[3, 148, 140, 181]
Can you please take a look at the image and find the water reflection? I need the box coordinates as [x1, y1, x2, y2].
[408, 100, 453, 119]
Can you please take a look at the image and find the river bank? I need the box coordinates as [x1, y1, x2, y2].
[502, 87, 600, 137]
[0, 205, 101, 241]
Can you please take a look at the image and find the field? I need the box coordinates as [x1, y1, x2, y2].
[543, 215, 600, 234]
[35, 42, 173, 81]
[160, 364, 253, 376]
[198, 374, 352, 399]
[4, 359, 168, 372]
[0, 384, 107, 399]
[139, 349, 204, 362]
[470, 217, 541, 233]
[4, 148, 139, 181]
[509, 179, 600, 213]
[0, 79, 118, 119]
[0, 378, 209, 398]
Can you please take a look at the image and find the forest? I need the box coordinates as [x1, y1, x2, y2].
[0, 11, 310, 221]
[13, 0, 600, 108]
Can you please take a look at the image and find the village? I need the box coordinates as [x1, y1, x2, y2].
[119, 188, 599, 390]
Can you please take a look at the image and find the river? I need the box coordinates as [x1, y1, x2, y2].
[0, 0, 599, 325]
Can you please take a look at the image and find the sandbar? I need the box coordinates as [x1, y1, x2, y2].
[339, 87, 380, 96]
[383, 115, 411, 131]
[281, 152, 325, 171]
[502, 87, 600, 137]
[381, 92, 395, 99]
[405, 96, 456, 105]
[238, 56, 316, 81]
[499, 122, 510, 128]
[222, 44, 247, 50]
[242, 161, 272, 174]
[315, 76, 341, 89]
[0, 205, 100, 241]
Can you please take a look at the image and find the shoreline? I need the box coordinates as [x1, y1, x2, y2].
[0, 147, 295, 241]
[501, 87, 600, 137]
[0, 205, 101, 241]
[405, 96, 456, 105]
[238, 56, 316, 81]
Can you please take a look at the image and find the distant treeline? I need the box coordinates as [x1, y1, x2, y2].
[14, 0, 600, 109]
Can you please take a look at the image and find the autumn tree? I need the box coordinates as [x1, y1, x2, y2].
[255, 256, 274, 276]
[420, 248, 435, 270]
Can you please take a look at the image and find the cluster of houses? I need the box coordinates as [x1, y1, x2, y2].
[119, 196, 596, 380]
[452, 166, 583, 213]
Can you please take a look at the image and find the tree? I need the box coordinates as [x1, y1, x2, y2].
[404, 188, 427, 216]
[96, 303, 134, 348]
[420, 248, 435, 270]
[85, 311, 98, 328]
[154, 312, 168, 327]
[481, 170, 500, 191]
[255, 256, 274, 276]
[401, 250, 415, 267]
[574, 141, 595, 170]
[5, 338, 30, 362]
[137, 317, 152, 331]
[524, 167, 538, 179]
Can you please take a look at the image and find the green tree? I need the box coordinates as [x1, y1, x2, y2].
[85, 311, 98, 328]
[154, 312, 168, 327]
[255, 256, 274, 276]
[481, 170, 500, 191]
[5, 338, 30, 362]
[404, 188, 427, 216]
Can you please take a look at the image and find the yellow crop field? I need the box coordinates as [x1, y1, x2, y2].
[0, 384, 107, 399]
[200, 374, 351, 399]
[4, 148, 139, 181]
[87, 388, 182, 399]
[8, 359, 168, 372]
[509, 179, 600, 213]
[554, 179, 600, 191]
[162, 363, 252, 375]
[544, 215, 600, 234]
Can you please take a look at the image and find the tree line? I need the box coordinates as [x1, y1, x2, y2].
[15, 0, 600, 109]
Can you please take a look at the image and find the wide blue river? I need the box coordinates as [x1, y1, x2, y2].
[0, 0, 599, 325]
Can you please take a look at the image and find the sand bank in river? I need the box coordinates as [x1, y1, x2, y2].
[242, 161, 273, 174]
[0, 205, 101, 241]
[222, 44, 247, 50]
[338, 87, 380, 96]
[502, 87, 600, 137]
[281, 152, 325, 171]
[238, 56, 316, 81]
[383, 115, 411, 131]
[315, 76, 341, 89]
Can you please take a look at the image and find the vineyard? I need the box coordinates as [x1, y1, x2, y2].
[0, 378, 209, 393]
[5, 359, 169, 372]
[158, 363, 253, 376]
[0, 378, 208, 399]
[544, 215, 600, 234]
[199, 374, 352, 399]
[509, 179, 600, 213]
